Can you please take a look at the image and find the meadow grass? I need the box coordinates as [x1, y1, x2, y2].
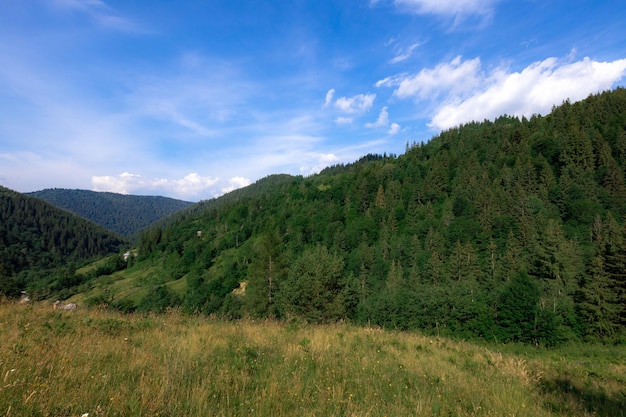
[1, 301, 623, 417]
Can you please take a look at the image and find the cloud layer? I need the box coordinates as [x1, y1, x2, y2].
[1, 1, 625, 200]
[91, 172, 251, 201]
[379, 55, 626, 130]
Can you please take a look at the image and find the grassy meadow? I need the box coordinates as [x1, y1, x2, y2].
[1, 301, 624, 417]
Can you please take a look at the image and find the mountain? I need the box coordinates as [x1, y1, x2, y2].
[27, 189, 193, 238]
[55, 89, 626, 344]
[0, 186, 127, 298]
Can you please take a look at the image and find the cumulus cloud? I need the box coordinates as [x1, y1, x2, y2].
[388, 123, 401, 135]
[366, 106, 390, 128]
[221, 176, 252, 194]
[299, 152, 340, 176]
[379, 55, 626, 131]
[324, 90, 376, 125]
[431, 57, 626, 130]
[365, 106, 401, 135]
[334, 93, 376, 114]
[91, 172, 252, 200]
[379, 56, 482, 99]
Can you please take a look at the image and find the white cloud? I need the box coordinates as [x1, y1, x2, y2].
[429, 56, 626, 130]
[366, 107, 390, 128]
[324, 88, 335, 108]
[334, 93, 376, 114]
[335, 116, 354, 124]
[221, 176, 252, 194]
[91, 172, 233, 200]
[390, 42, 424, 64]
[388, 123, 401, 135]
[299, 153, 340, 176]
[365, 106, 402, 135]
[394, 0, 497, 16]
[379, 55, 626, 131]
[91, 172, 144, 195]
[380, 56, 482, 99]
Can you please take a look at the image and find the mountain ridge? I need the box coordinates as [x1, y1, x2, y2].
[27, 188, 193, 238]
[0, 186, 127, 298]
[73, 88, 626, 344]
[4, 88, 626, 345]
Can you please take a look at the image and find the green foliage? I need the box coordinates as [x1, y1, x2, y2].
[137, 285, 181, 313]
[245, 231, 288, 317]
[279, 245, 346, 323]
[495, 272, 544, 343]
[27, 188, 193, 238]
[8, 89, 626, 344]
[0, 186, 127, 298]
[124, 88, 626, 343]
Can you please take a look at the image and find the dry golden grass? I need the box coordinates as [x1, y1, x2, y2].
[1, 301, 623, 416]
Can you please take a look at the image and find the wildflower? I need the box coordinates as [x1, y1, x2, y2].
[81, 414, 89, 417]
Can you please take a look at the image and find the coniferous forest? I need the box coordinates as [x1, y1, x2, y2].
[3, 89, 626, 346]
[27, 189, 193, 238]
[130, 89, 626, 345]
[0, 187, 127, 299]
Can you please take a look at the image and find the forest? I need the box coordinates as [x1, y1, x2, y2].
[0, 187, 127, 299]
[27, 188, 193, 238]
[130, 89, 626, 345]
[3, 89, 626, 346]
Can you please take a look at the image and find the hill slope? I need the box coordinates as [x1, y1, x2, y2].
[3, 303, 624, 417]
[27, 189, 193, 238]
[76, 89, 626, 344]
[0, 186, 127, 298]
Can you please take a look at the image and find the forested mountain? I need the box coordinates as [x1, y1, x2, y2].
[15, 88, 624, 346]
[121, 88, 626, 345]
[0, 186, 127, 298]
[27, 189, 193, 238]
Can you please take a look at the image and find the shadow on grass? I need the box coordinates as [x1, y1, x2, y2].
[540, 377, 626, 417]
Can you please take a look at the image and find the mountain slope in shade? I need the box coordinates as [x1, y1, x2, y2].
[0, 186, 127, 296]
[27, 189, 193, 238]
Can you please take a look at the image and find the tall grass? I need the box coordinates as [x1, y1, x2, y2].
[1, 301, 623, 416]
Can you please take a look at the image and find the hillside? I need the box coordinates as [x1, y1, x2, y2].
[2, 303, 624, 417]
[72, 89, 626, 344]
[0, 186, 127, 299]
[27, 189, 193, 238]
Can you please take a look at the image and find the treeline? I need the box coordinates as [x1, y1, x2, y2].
[27, 189, 193, 238]
[131, 89, 626, 344]
[0, 187, 127, 298]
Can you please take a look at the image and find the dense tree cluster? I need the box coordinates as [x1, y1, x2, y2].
[134, 89, 626, 344]
[27, 189, 193, 238]
[0, 187, 127, 298]
[4, 89, 626, 346]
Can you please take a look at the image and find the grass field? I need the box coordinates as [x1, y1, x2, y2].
[1, 301, 624, 416]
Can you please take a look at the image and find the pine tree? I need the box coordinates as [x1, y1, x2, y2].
[245, 231, 287, 317]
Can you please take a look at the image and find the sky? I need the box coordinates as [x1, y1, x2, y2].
[1, 0, 625, 201]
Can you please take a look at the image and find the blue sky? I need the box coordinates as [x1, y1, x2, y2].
[1, 0, 625, 201]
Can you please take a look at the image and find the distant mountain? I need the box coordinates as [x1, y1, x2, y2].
[0, 186, 127, 298]
[27, 189, 193, 238]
